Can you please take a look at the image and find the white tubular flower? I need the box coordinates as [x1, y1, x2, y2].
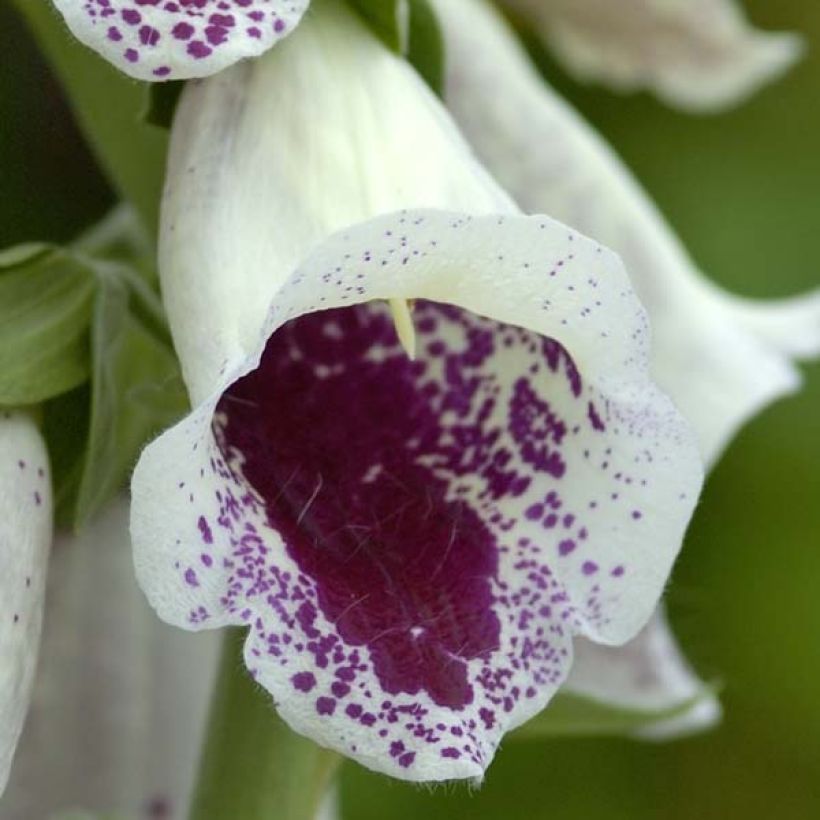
[0, 411, 51, 796]
[2, 499, 218, 820]
[438, 0, 820, 468]
[131, 0, 703, 782]
[499, 0, 803, 111]
[50, 0, 310, 81]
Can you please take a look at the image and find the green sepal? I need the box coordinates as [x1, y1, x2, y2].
[43, 261, 187, 530]
[0, 245, 96, 404]
[346, 0, 445, 96]
[406, 0, 445, 97]
[346, 0, 403, 51]
[510, 689, 715, 741]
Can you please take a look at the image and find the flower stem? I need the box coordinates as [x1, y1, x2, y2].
[189, 629, 341, 820]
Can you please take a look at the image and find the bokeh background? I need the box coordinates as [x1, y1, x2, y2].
[1, 1, 818, 818]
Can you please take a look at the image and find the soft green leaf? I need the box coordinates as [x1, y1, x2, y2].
[0, 248, 95, 404]
[510, 690, 712, 741]
[406, 0, 445, 96]
[71, 269, 187, 528]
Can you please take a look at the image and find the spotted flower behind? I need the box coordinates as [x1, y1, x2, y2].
[130, 1, 702, 782]
[500, 0, 802, 111]
[50, 0, 310, 80]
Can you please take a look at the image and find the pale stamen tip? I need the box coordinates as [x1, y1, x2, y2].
[389, 298, 417, 360]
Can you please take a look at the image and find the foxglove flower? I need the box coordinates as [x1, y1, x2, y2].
[0, 411, 51, 795]
[51, 0, 310, 80]
[500, 0, 802, 111]
[2, 499, 217, 819]
[131, 1, 703, 782]
[438, 0, 820, 467]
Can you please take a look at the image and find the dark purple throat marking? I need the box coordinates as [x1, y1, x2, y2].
[217, 303, 505, 708]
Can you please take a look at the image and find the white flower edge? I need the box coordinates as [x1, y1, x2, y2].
[499, 0, 803, 111]
[0, 410, 51, 796]
[2, 498, 219, 817]
[436, 0, 820, 469]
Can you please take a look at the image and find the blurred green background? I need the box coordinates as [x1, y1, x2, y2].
[1, 0, 818, 818]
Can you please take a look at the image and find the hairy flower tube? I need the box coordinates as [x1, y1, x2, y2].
[130, 1, 703, 782]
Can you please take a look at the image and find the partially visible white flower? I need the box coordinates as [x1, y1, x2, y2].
[0, 410, 51, 796]
[438, 0, 820, 467]
[499, 0, 803, 111]
[130, 0, 703, 783]
[2, 499, 219, 820]
[50, 0, 311, 81]
[567, 609, 720, 739]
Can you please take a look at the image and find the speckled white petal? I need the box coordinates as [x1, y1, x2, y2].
[2, 499, 219, 819]
[159, 0, 513, 405]
[499, 0, 802, 111]
[133, 207, 703, 782]
[437, 0, 820, 467]
[51, 0, 310, 81]
[565, 608, 720, 738]
[0, 411, 51, 796]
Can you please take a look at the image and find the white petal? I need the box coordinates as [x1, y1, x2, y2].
[159, 0, 513, 404]
[437, 0, 820, 466]
[565, 608, 720, 739]
[500, 0, 802, 111]
[2, 499, 219, 819]
[50, 0, 309, 81]
[133, 206, 703, 781]
[0, 411, 51, 796]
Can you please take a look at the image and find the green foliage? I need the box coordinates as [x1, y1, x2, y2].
[0, 216, 187, 530]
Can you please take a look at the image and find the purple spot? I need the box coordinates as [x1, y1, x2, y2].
[582, 561, 599, 576]
[184, 568, 199, 587]
[316, 696, 336, 716]
[291, 672, 316, 692]
[558, 539, 576, 556]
